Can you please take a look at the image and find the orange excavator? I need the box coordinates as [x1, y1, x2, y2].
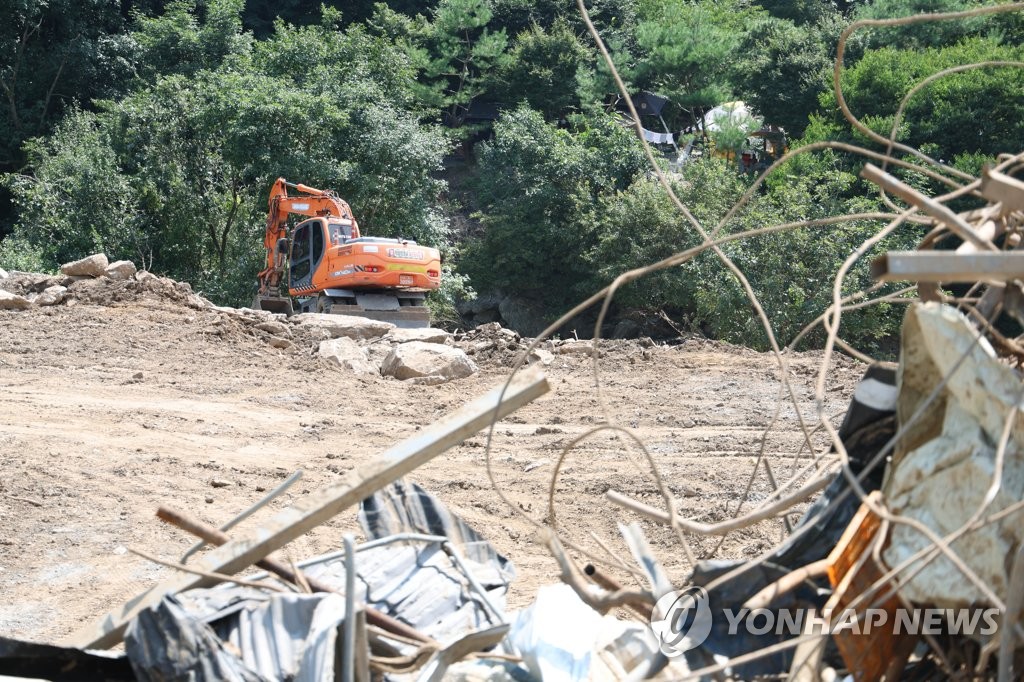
[254, 178, 442, 327]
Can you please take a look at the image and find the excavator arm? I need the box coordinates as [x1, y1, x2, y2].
[256, 178, 361, 296]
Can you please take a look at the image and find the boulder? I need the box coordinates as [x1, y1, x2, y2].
[268, 336, 293, 350]
[35, 285, 67, 307]
[104, 260, 137, 281]
[256, 320, 290, 336]
[381, 341, 478, 382]
[384, 327, 452, 345]
[0, 268, 8, 279]
[135, 270, 157, 282]
[0, 289, 31, 310]
[364, 341, 394, 368]
[318, 337, 378, 375]
[60, 253, 109, 277]
[291, 313, 395, 341]
[498, 296, 549, 337]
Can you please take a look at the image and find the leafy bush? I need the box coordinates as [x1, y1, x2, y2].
[461, 106, 646, 311]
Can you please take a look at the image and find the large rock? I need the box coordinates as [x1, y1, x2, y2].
[384, 327, 452, 345]
[381, 341, 478, 382]
[291, 313, 395, 341]
[318, 337, 378, 375]
[0, 289, 31, 310]
[364, 341, 394, 368]
[498, 296, 549, 337]
[457, 292, 505, 316]
[104, 260, 137, 281]
[35, 285, 67, 307]
[60, 253, 109, 277]
[255, 320, 290, 336]
[0, 268, 8, 279]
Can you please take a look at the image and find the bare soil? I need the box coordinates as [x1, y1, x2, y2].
[0, 283, 862, 645]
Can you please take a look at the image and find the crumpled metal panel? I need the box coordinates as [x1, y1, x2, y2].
[360, 480, 516, 584]
[125, 480, 513, 679]
[304, 540, 504, 646]
[125, 594, 270, 682]
[127, 590, 349, 682]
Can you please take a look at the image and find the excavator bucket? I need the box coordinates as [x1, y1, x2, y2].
[251, 295, 294, 316]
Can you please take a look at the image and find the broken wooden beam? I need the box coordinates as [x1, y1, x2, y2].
[860, 163, 998, 252]
[583, 563, 654, 619]
[156, 505, 435, 646]
[981, 166, 1024, 214]
[67, 366, 549, 649]
[871, 251, 1024, 283]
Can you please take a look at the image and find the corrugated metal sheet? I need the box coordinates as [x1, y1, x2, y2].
[360, 480, 515, 584]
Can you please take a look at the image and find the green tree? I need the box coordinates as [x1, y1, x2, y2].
[0, 0, 133, 176]
[131, 0, 251, 80]
[413, 0, 512, 131]
[631, 0, 760, 109]
[3, 7, 451, 306]
[756, 0, 838, 25]
[850, 0, 996, 52]
[732, 15, 834, 137]
[826, 37, 1024, 162]
[0, 0, 135, 236]
[492, 19, 591, 120]
[463, 106, 646, 309]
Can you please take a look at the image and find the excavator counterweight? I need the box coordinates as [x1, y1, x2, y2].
[253, 178, 441, 327]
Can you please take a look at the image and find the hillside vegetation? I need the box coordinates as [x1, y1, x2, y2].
[1, 0, 1022, 349]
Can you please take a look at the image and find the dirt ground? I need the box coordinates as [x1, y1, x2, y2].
[0, 279, 862, 646]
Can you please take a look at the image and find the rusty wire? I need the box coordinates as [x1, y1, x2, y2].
[477, 1, 1024, 678]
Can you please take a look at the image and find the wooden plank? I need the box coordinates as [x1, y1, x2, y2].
[871, 251, 1024, 282]
[982, 167, 1024, 213]
[67, 366, 549, 649]
[860, 163, 998, 252]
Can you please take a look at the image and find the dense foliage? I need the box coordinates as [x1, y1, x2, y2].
[1, 0, 1022, 350]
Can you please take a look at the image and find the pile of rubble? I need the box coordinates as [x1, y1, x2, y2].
[1, 253, 646, 386]
[0, 253, 208, 311]
[0, 253, 492, 385]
